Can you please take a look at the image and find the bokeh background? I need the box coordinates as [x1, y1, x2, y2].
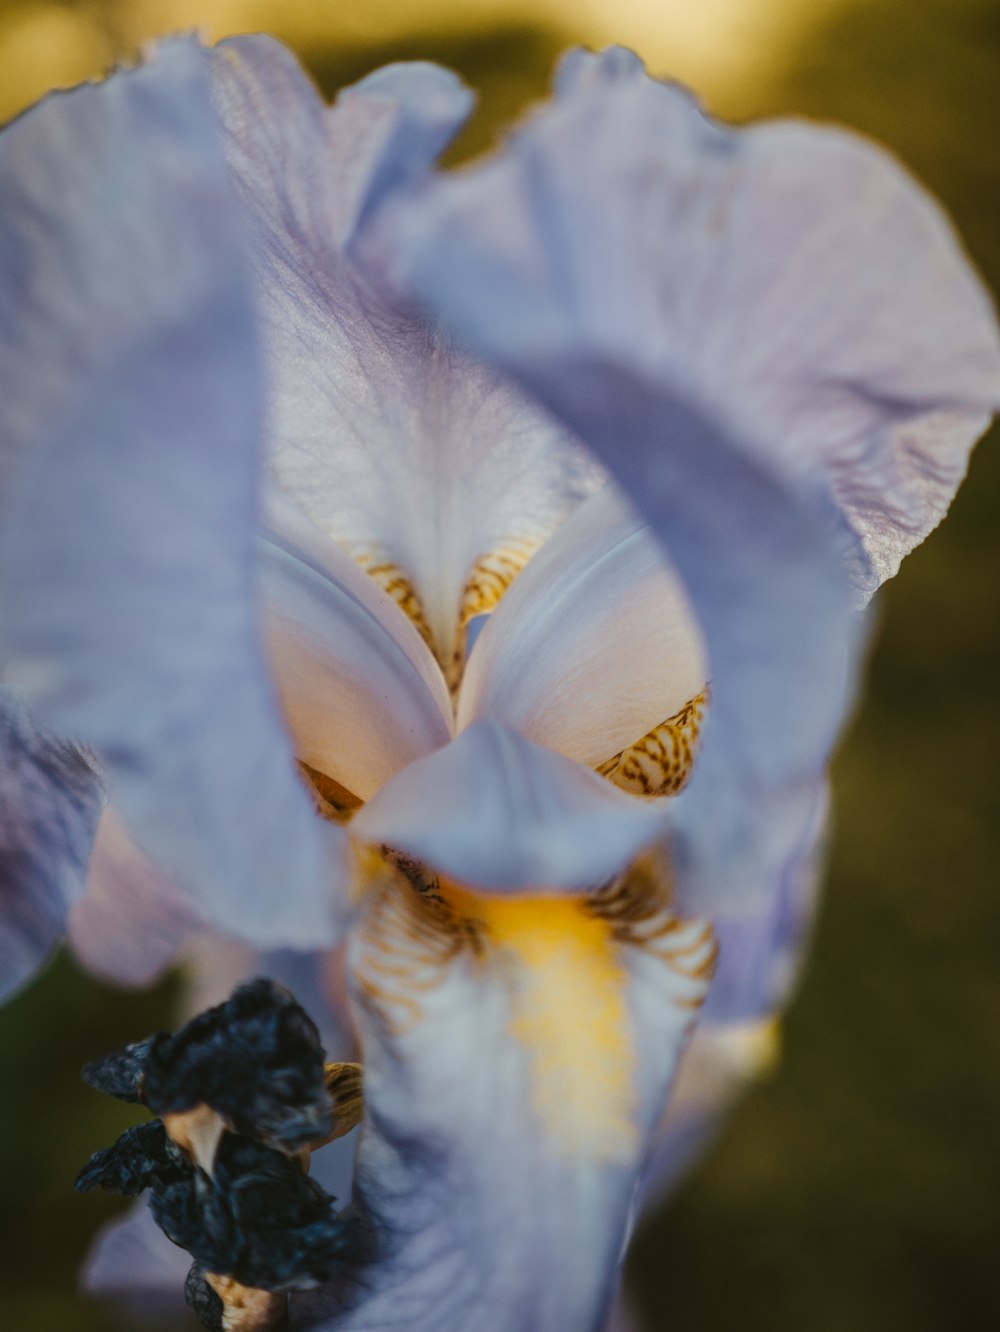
[1, 0, 998, 1328]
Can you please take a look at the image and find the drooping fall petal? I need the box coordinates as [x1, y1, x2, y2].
[292, 857, 715, 1332]
[372, 46, 1000, 913]
[0, 38, 344, 947]
[0, 691, 103, 999]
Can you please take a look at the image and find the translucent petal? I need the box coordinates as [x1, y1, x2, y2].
[458, 485, 705, 768]
[68, 807, 206, 988]
[260, 494, 453, 801]
[210, 36, 603, 668]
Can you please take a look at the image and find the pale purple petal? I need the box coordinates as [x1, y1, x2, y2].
[209, 37, 603, 664]
[458, 484, 705, 767]
[68, 806, 206, 987]
[0, 39, 343, 947]
[702, 779, 826, 1023]
[373, 55, 941, 912]
[627, 781, 826, 1216]
[392, 46, 1000, 594]
[82, 1197, 190, 1318]
[0, 691, 102, 999]
[351, 720, 666, 891]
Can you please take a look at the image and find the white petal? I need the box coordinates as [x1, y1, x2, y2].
[291, 864, 715, 1331]
[210, 36, 603, 665]
[261, 495, 452, 800]
[458, 485, 705, 767]
[350, 720, 665, 891]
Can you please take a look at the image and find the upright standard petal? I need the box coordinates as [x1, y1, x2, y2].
[261, 495, 453, 802]
[208, 37, 603, 674]
[402, 46, 1000, 595]
[0, 691, 102, 999]
[0, 40, 343, 947]
[351, 720, 666, 892]
[375, 70, 863, 911]
[293, 855, 716, 1332]
[458, 484, 706, 769]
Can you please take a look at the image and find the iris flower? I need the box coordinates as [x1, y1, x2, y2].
[1, 32, 998, 1332]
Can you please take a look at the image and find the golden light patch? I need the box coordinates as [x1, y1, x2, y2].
[598, 689, 708, 796]
[441, 885, 638, 1164]
[299, 761, 362, 823]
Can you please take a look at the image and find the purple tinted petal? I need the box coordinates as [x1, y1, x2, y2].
[386, 51, 1000, 593]
[82, 1197, 190, 1316]
[0, 691, 102, 999]
[373, 60, 930, 911]
[703, 779, 827, 1023]
[209, 37, 602, 663]
[0, 39, 343, 947]
[68, 807, 206, 988]
[351, 720, 666, 891]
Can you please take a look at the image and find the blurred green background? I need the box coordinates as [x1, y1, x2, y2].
[1, 0, 998, 1328]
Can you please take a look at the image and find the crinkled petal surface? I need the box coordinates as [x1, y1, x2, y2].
[291, 866, 716, 1331]
[0, 691, 103, 999]
[0, 39, 343, 947]
[458, 484, 705, 766]
[209, 36, 604, 664]
[395, 45, 1000, 593]
[351, 720, 666, 891]
[260, 495, 452, 800]
[376, 48, 996, 910]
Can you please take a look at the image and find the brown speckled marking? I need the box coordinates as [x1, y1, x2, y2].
[447, 537, 542, 687]
[345, 544, 436, 655]
[299, 762, 362, 823]
[319, 1063, 364, 1144]
[598, 689, 708, 797]
[205, 1274, 285, 1332]
[353, 862, 480, 1037]
[587, 855, 717, 1004]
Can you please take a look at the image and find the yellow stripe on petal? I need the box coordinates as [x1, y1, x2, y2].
[448, 538, 543, 688]
[440, 885, 638, 1164]
[343, 542, 436, 653]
